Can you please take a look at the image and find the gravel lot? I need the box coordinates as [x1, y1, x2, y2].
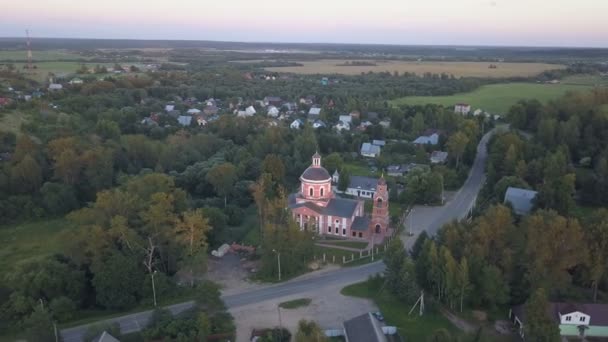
[229, 283, 378, 342]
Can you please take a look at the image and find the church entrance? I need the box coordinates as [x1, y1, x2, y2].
[375, 224, 381, 233]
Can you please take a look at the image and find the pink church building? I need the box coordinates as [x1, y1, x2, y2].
[288, 153, 390, 241]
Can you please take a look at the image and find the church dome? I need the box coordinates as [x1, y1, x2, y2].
[301, 166, 331, 182]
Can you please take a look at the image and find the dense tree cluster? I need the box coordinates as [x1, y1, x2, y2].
[496, 88, 608, 210]
[411, 203, 608, 314]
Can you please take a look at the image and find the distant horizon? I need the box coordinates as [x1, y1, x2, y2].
[2, 0, 608, 49]
[1, 35, 607, 50]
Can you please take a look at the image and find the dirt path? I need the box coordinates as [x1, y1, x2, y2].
[440, 308, 478, 333]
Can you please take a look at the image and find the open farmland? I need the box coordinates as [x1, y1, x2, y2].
[264, 59, 565, 77]
[391, 82, 595, 114]
[0, 49, 85, 61]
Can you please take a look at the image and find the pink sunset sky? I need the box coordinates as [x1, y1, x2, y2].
[1, 0, 607, 47]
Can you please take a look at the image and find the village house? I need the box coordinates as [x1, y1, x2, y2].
[267, 106, 279, 117]
[282, 102, 297, 112]
[454, 103, 471, 115]
[335, 120, 350, 132]
[263, 96, 282, 107]
[203, 105, 219, 116]
[349, 110, 361, 120]
[339, 115, 353, 125]
[336, 175, 381, 199]
[288, 153, 390, 241]
[413, 133, 439, 145]
[290, 119, 304, 129]
[510, 302, 608, 339]
[430, 151, 449, 164]
[372, 140, 386, 147]
[165, 104, 175, 112]
[308, 107, 322, 120]
[360, 143, 380, 158]
[358, 121, 373, 131]
[69, 78, 83, 85]
[299, 95, 315, 106]
[312, 119, 327, 129]
[386, 163, 422, 177]
[48, 83, 63, 91]
[379, 119, 391, 128]
[186, 108, 201, 115]
[245, 105, 256, 116]
[196, 115, 208, 126]
[177, 115, 192, 127]
[361, 143, 381, 158]
[504, 187, 538, 216]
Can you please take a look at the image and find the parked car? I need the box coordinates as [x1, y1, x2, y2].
[372, 311, 384, 321]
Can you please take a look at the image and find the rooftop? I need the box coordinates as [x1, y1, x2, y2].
[504, 187, 538, 215]
[349, 176, 379, 192]
[289, 197, 359, 218]
[512, 302, 608, 327]
[344, 313, 386, 342]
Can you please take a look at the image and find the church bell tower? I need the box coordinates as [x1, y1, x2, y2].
[370, 175, 389, 234]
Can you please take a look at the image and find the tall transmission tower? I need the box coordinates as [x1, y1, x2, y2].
[26, 29, 33, 71]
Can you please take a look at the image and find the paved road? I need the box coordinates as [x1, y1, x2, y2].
[404, 126, 500, 248]
[60, 262, 385, 342]
[60, 128, 500, 342]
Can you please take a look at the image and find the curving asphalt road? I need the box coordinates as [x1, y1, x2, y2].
[404, 126, 500, 248]
[60, 128, 499, 342]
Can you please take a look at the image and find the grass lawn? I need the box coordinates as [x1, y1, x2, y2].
[10, 62, 115, 82]
[343, 161, 378, 177]
[562, 74, 608, 86]
[391, 82, 593, 115]
[341, 279, 518, 342]
[278, 298, 312, 309]
[0, 218, 76, 273]
[341, 279, 460, 341]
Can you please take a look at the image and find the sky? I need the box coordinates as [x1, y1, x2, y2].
[1, 0, 607, 47]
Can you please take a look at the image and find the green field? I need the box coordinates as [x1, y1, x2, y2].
[278, 298, 312, 309]
[0, 218, 76, 273]
[391, 82, 594, 114]
[10, 61, 114, 82]
[0, 50, 85, 62]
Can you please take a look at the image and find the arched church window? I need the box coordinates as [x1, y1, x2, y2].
[309, 187, 314, 196]
[320, 187, 324, 196]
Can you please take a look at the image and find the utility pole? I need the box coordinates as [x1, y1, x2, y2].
[408, 209, 414, 236]
[273, 249, 281, 281]
[25, 29, 33, 72]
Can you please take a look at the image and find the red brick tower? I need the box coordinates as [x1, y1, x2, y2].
[370, 175, 389, 234]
